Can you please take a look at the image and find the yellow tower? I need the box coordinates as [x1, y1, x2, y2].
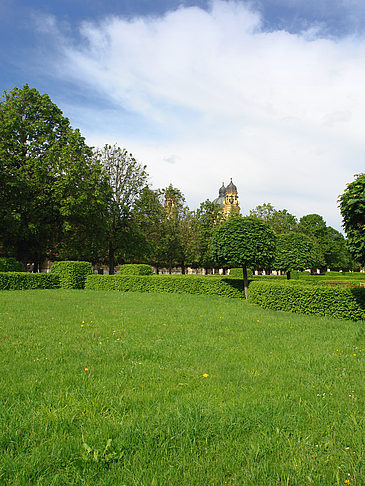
[212, 179, 240, 216]
[223, 179, 240, 214]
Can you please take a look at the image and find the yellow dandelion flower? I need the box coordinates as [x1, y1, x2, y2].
[81, 324, 84, 328]
[58, 342, 61, 344]
[203, 373, 209, 378]
[84, 367, 89, 371]
[345, 480, 351, 485]
[99, 342, 102, 345]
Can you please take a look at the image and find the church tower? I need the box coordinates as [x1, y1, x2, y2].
[213, 179, 240, 215]
[223, 178, 240, 214]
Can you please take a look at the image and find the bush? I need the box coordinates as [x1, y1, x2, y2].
[229, 268, 253, 279]
[0, 272, 60, 290]
[85, 274, 244, 298]
[51, 261, 92, 289]
[249, 280, 365, 321]
[0, 257, 25, 272]
[119, 264, 154, 275]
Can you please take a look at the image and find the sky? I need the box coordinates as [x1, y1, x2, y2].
[1, 0, 365, 231]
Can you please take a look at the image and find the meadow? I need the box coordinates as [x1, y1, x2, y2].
[0, 289, 364, 485]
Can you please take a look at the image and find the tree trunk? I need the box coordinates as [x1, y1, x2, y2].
[287, 270, 291, 280]
[109, 243, 115, 275]
[222, 268, 226, 275]
[181, 264, 185, 275]
[243, 265, 248, 299]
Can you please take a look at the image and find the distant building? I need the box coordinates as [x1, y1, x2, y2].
[212, 178, 240, 215]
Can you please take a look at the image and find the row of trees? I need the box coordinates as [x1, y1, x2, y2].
[1, 85, 363, 274]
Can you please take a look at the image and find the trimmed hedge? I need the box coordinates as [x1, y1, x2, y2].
[0, 257, 25, 272]
[119, 264, 154, 275]
[229, 268, 253, 279]
[0, 272, 60, 290]
[85, 274, 244, 298]
[249, 280, 365, 321]
[51, 261, 93, 289]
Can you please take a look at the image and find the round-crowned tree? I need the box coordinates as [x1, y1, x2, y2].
[339, 173, 365, 266]
[272, 233, 318, 279]
[211, 216, 276, 298]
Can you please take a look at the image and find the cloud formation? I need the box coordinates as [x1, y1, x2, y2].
[43, 0, 365, 229]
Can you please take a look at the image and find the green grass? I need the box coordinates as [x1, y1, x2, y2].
[0, 290, 364, 485]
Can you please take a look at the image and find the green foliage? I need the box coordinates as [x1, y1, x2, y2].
[85, 274, 243, 298]
[228, 267, 254, 279]
[249, 280, 365, 321]
[191, 200, 223, 269]
[51, 261, 92, 289]
[272, 233, 318, 278]
[339, 173, 365, 265]
[0, 85, 108, 267]
[0, 257, 25, 272]
[0, 272, 60, 290]
[119, 264, 153, 275]
[211, 217, 276, 268]
[94, 144, 149, 274]
[250, 203, 298, 233]
[211, 216, 276, 298]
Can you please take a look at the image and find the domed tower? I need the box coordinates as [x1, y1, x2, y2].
[212, 182, 227, 209]
[224, 178, 240, 214]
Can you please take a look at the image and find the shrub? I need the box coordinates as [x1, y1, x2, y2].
[119, 264, 154, 275]
[0, 257, 25, 272]
[249, 280, 365, 321]
[51, 261, 92, 289]
[0, 272, 60, 290]
[229, 268, 253, 279]
[85, 274, 243, 298]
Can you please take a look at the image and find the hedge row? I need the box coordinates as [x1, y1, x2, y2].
[119, 264, 153, 275]
[51, 261, 93, 289]
[85, 274, 244, 298]
[0, 272, 60, 290]
[249, 281, 365, 321]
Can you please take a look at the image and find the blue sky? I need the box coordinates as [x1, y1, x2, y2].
[2, 0, 365, 231]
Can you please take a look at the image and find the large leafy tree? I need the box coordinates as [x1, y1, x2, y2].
[0, 85, 106, 268]
[272, 233, 318, 279]
[211, 216, 276, 298]
[94, 144, 149, 274]
[339, 173, 365, 265]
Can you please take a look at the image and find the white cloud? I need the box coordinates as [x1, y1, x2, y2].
[47, 0, 365, 230]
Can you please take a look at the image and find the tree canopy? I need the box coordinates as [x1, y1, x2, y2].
[211, 216, 276, 298]
[0, 85, 107, 268]
[339, 173, 365, 265]
[272, 233, 318, 279]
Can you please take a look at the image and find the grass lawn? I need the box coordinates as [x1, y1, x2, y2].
[0, 290, 364, 485]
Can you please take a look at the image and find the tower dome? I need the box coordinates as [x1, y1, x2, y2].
[226, 178, 237, 194]
[219, 182, 226, 197]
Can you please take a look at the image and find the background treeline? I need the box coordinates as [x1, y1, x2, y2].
[0, 85, 358, 273]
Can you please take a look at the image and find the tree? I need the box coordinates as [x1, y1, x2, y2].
[250, 203, 298, 234]
[211, 216, 276, 298]
[191, 200, 223, 271]
[156, 185, 192, 274]
[272, 233, 318, 279]
[94, 144, 149, 274]
[339, 173, 365, 265]
[320, 226, 353, 271]
[0, 85, 106, 269]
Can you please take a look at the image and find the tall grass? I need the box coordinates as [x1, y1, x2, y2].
[0, 290, 363, 485]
